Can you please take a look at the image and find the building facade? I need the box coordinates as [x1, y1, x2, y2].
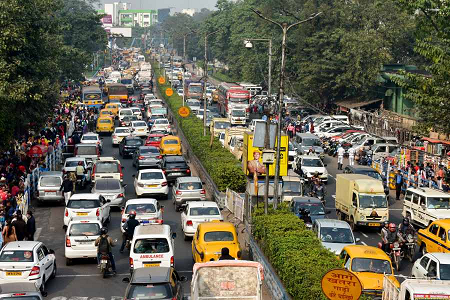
[119, 9, 158, 27]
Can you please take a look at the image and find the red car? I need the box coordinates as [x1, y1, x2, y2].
[330, 130, 364, 141]
[145, 134, 164, 148]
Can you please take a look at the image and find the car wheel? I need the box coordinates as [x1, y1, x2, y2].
[421, 244, 427, 256]
[51, 262, 57, 279]
[184, 234, 190, 241]
[66, 258, 72, 266]
[40, 276, 46, 293]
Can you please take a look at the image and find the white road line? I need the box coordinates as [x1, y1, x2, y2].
[178, 270, 193, 273]
[361, 232, 369, 238]
[56, 270, 193, 278]
[34, 228, 42, 240]
[361, 241, 367, 246]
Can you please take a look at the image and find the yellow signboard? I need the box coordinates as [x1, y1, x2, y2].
[158, 76, 166, 84]
[165, 88, 174, 97]
[321, 269, 362, 300]
[178, 106, 190, 118]
[242, 132, 288, 177]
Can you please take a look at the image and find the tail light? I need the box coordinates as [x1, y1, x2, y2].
[186, 169, 190, 173]
[162, 170, 166, 174]
[170, 256, 174, 267]
[176, 190, 182, 195]
[119, 164, 123, 179]
[138, 156, 145, 160]
[157, 155, 162, 159]
[91, 164, 96, 180]
[161, 181, 167, 187]
[65, 209, 68, 217]
[129, 257, 134, 268]
[30, 266, 40, 276]
[156, 219, 163, 224]
[96, 208, 100, 217]
[200, 189, 206, 195]
[118, 193, 124, 198]
[186, 220, 193, 226]
[66, 236, 71, 247]
[246, 107, 250, 112]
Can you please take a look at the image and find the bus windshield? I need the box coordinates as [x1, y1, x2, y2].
[108, 86, 127, 95]
[229, 97, 248, 104]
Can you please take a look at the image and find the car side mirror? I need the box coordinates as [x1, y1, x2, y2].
[324, 164, 328, 167]
[219, 207, 224, 211]
[121, 206, 125, 210]
[106, 199, 111, 203]
[123, 184, 127, 188]
[122, 277, 130, 283]
[355, 238, 361, 243]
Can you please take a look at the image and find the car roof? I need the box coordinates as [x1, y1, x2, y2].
[164, 155, 185, 162]
[291, 196, 322, 203]
[198, 222, 235, 231]
[187, 201, 218, 208]
[3, 241, 41, 251]
[343, 245, 390, 260]
[70, 193, 100, 200]
[427, 219, 450, 228]
[66, 157, 86, 162]
[406, 187, 450, 197]
[345, 165, 378, 172]
[298, 155, 321, 160]
[161, 136, 180, 140]
[131, 267, 171, 284]
[126, 198, 158, 205]
[135, 224, 170, 236]
[427, 253, 450, 263]
[40, 171, 63, 177]
[177, 176, 201, 183]
[314, 219, 351, 229]
[0, 282, 39, 293]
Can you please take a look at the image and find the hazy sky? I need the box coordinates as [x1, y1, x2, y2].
[97, 0, 218, 11]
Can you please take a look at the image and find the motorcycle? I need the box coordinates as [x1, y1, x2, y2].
[309, 185, 326, 205]
[404, 234, 416, 262]
[99, 253, 113, 278]
[75, 173, 87, 188]
[389, 241, 403, 271]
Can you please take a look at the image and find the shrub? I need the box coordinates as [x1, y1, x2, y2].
[252, 210, 342, 300]
[152, 63, 247, 192]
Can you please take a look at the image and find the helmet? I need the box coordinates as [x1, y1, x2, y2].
[100, 227, 108, 235]
[383, 221, 389, 227]
[129, 211, 136, 219]
[403, 217, 410, 226]
[78, 161, 83, 165]
[304, 209, 310, 215]
[388, 223, 396, 232]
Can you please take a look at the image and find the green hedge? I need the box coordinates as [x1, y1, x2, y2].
[152, 63, 247, 192]
[252, 207, 342, 300]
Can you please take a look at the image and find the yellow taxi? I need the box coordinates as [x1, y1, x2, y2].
[160, 136, 182, 155]
[99, 109, 115, 119]
[339, 245, 399, 298]
[104, 103, 119, 115]
[192, 222, 241, 263]
[418, 219, 450, 254]
[96, 116, 114, 134]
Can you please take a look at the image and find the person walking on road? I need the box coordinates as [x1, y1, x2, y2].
[26, 210, 36, 241]
[60, 175, 73, 205]
[219, 247, 235, 260]
[395, 170, 403, 201]
[337, 145, 345, 170]
[348, 147, 355, 166]
[12, 210, 27, 241]
[2, 218, 17, 245]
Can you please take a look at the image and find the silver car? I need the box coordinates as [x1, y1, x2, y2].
[313, 219, 359, 255]
[132, 146, 161, 169]
[37, 171, 64, 204]
[91, 178, 126, 207]
[0, 282, 46, 299]
[172, 176, 206, 211]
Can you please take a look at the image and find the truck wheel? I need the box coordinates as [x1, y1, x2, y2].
[350, 217, 357, 231]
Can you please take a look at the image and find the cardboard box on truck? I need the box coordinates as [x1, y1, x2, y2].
[382, 275, 450, 300]
[335, 174, 388, 230]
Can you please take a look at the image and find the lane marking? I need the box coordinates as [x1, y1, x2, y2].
[361, 241, 367, 246]
[361, 232, 369, 238]
[56, 270, 193, 278]
[35, 228, 42, 240]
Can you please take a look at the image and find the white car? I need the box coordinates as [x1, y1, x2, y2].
[80, 132, 103, 151]
[0, 241, 56, 291]
[152, 118, 170, 132]
[313, 219, 358, 255]
[65, 218, 102, 265]
[130, 121, 149, 137]
[118, 108, 133, 121]
[149, 99, 164, 108]
[195, 109, 210, 120]
[293, 155, 328, 183]
[134, 169, 168, 198]
[64, 193, 111, 227]
[412, 253, 450, 280]
[180, 201, 223, 240]
[112, 127, 131, 146]
[177, 89, 184, 96]
[62, 157, 92, 182]
[315, 126, 352, 139]
[120, 198, 164, 233]
[130, 107, 143, 120]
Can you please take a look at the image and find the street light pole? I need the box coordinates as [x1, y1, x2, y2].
[252, 9, 322, 209]
[203, 30, 220, 136]
[243, 38, 272, 100]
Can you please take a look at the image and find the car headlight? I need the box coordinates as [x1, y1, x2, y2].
[383, 216, 388, 221]
[360, 215, 365, 220]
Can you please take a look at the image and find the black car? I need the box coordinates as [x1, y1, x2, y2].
[122, 267, 186, 300]
[160, 155, 190, 182]
[119, 136, 144, 158]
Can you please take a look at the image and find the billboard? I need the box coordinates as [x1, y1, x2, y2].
[106, 27, 132, 38]
[102, 14, 112, 24]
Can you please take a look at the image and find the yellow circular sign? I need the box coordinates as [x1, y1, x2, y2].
[158, 76, 166, 84]
[165, 88, 174, 97]
[321, 269, 362, 300]
[178, 106, 190, 118]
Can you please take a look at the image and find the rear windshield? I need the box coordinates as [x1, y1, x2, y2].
[127, 283, 172, 299]
[120, 110, 133, 116]
[140, 172, 164, 180]
[99, 119, 111, 124]
[179, 182, 202, 190]
[95, 180, 121, 190]
[190, 207, 219, 216]
[40, 176, 61, 187]
[67, 200, 100, 208]
[133, 122, 147, 127]
[96, 162, 119, 173]
[126, 139, 144, 146]
[126, 203, 156, 214]
[82, 136, 98, 141]
[76, 146, 97, 155]
[204, 231, 234, 242]
[134, 238, 170, 253]
[141, 148, 159, 154]
[0, 250, 34, 262]
[65, 160, 83, 167]
[69, 223, 100, 236]
[164, 139, 179, 145]
[155, 119, 169, 124]
[116, 128, 130, 134]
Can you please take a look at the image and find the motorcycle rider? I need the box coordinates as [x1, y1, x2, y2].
[380, 221, 390, 251]
[120, 211, 140, 253]
[382, 223, 400, 253]
[398, 217, 415, 253]
[298, 208, 312, 225]
[94, 227, 116, 275]
[75, 161, 86, 184]
[337, 144, 345, 170]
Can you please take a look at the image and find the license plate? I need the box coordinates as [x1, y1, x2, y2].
[144, 263, 159, 267]
[171, 172, 182, 176]
[77, 212, 88, 216]
[46, 192, 56, 196]
[79, 241, 92, 244]
[100, 260, 108, 264]
[368, 223, 380, 226]
[6, 272, 22, 276]
[141, 220, 150, 224]
[147, 184, 158, 188]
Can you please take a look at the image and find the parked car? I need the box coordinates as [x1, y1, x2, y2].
[159, 155, 191, 182]
[37, 171, 64, 204]
[132, 146, 161, 169]
[91, 178, 126, 207]
[180, 201, 223, 240]
[172, 176, 206, 211]
[119, 136, 144, 158]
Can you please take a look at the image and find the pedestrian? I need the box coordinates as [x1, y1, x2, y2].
[395, 170, 403, 201]
[219, 247, 235, 260]
[2, 218, 17, 245]
[12, 210, 27, 241]
[437, 165, 445, 189]
[287, 123, 294, 139]
[348, 147, 355, 166]
[60, 175, 73, 205]
[26, 210, 36, 241]
[337, 145, 345, 170]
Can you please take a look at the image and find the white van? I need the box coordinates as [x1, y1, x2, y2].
[129, 224, 176, 273]
[118, 108, 133, 121]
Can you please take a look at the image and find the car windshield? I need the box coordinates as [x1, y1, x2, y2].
[99, 119, 111, 124]
[166, 162, 186, 168]
[69, 223, 100, 236]
[302, 159, 323, 167]
[126, 203, 156, 214]
[67, 200, 100, 208]
[204, 231, 234, 242]
[320, 227, 354, 243]
[121, 79, 132, 84]
[302, 138, 321, 147]
[123, 116, 137, 121]
[96, 162, 119, 173]
[189, 86, 203, 93]
[134, 122, 147, 127]
[428, 197, 450, 209]
[65, 160, 83, 167]
[283, 181, 301, 193]
[0, 250, 34, 262]
[147, 136, 162, 142]
[141, 147, 159, 154]
[155, 119, 168, 124]
[134, 238, 170, 253]
[232, 110, 246, 117]
[40, 176, 61, 187]
[116, 128, 130, 134]
[229, 97, 247, 103]
[359, 194, 387, 209]
[362, 171, 383, 181]
[215, 122, 230, 129]
[76, 146, 97, 155]
[190, 207, 220, 216]
[82, 136, 98, 141]
[164, 139, 179, 145]
[179, 182, 202, 190]
[439, 264, 450, 280]
[351, 258, 392, 274]
[127, 283, 173, 299]
[121, 110, 133, 116]
[187, 101, 200, 107]
[140, 172, 164, 180]
[294, 202, 325, 215]
[126, 139, 144, 146]
[95, 180, 121, 190]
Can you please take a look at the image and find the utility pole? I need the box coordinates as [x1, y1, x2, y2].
[252, 9, 322, 209]
[203, 30, 220, 136]
[243, 38, 272, 100]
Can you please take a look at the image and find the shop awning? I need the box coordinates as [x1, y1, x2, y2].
[422, 137, 450, 146]
[335, 99, 383, 110]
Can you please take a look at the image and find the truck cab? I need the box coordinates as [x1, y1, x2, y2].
[382, 275, 450, 300]
[229, 108, 247, 125]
